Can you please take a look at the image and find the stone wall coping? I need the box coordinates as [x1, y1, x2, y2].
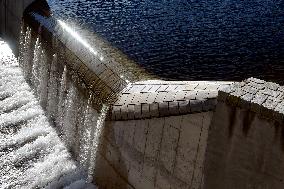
[109, 80, 233, 120]
[218, 77, 284, 123]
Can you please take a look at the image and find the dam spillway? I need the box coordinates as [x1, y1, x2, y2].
[0, 0, 284, 189]
[0, 38, 96, 189]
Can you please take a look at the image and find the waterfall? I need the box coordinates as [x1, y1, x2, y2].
[87, 103, 109, 182]
[18, 19, 113, 184]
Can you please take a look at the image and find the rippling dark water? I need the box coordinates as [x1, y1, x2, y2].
[47, 0, 284, 82]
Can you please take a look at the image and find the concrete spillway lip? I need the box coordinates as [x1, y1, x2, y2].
[29, 12, 234, 121]
[218, 77, 284, 123]
[0, 39, 96, 189]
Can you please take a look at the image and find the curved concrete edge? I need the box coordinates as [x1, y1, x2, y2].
[203, 78, 284, 189]
[109, 80, 233, 120]
[24, 12, 154, 105]
[218, 77, 284, 122]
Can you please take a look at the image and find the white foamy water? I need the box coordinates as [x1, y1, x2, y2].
[0, 39, 97, 189]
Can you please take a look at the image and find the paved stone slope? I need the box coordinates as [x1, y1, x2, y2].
[0, 39, 95, 189]
[219, 77, 284, 122]
[111, 80, 233, 120]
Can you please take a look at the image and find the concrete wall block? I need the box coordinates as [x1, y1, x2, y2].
[202, 98, 217, 111]
[128, 163, 144, 187]
[144, 118, 164, 159]
[111, 105, 120, 120]
[217, 90, 229, 102]
[104, 140, 121, 170]
[141, 163, 156, 189]
[120, 145, 133, 174]
[123, 120, 136, 146]
[190, 100, 203, 112]
[141, 103, 150, 118]
[191, 114, 211, 189]
[202, 111, 213, 128]
[178, 100, 190, 114]
[155, 170, 171, 189]
[174, 113, 204, 183]
[133, 120, 149, 154]
[121, 106, 128, 120]
[204, 94, 284, 189]
[159, 102, 170, 116]
[169, 101, 179, 116]
[127, 104, 135, 120]
[160, 119, 180, 173]
[134, 104, 142, 119]
[102, 123, 114, 144]
[94, 153, 132, 189]
[113, 121, 125, 147]
[150, 103, 159, 117]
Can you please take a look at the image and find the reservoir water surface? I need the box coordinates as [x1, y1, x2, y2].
[47, 0, 284, 83]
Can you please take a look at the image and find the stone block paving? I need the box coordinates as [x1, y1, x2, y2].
[110, 80, 233, 120]
[218, 77, 284, 122]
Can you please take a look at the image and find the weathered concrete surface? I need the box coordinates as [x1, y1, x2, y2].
[0, 0, 36, 53]
[95, 112, 213, 189]
[204, 78, 284, 189]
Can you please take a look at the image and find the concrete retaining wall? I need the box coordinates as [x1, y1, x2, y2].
[204, 78, 284, 189]
[95, 112, 213, 189]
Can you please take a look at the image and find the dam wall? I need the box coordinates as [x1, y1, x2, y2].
[0, 0, 37, 53]
[204, 78, 284, 189]
[1, 1, 284, 189]
[18, 5, 232, 189]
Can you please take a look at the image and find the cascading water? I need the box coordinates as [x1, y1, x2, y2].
[87, 104, 109, 182]
[16, 1, 147, 184]
[18, 23, 112, 185]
